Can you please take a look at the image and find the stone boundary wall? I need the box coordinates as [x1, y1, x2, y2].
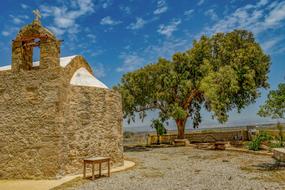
[147, 130, 249, 145]
[124, 132, 148, 146]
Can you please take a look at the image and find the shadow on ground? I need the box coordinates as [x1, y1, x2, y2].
[124, 145, 151, 152]
[254, 161, 285, 171]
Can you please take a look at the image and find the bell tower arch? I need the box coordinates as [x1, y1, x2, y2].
[11, 10, 61, 72]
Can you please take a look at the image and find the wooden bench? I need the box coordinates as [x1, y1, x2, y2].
[272, 148, 285, 163]
[83, 157, 111, 180]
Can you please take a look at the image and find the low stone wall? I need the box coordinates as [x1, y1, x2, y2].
[272, 148, 285, 162]
[147, 130, 248, 145]
[123, 132, 148, 146]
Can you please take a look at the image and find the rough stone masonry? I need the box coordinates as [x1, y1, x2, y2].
[0, 11, 123, 179]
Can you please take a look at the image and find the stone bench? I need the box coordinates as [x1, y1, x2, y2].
[272, 148, 285, 162]
[173, 139, 190, 146]
[213, 142, 226, 150]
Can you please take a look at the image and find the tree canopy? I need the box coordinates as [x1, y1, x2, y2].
[115, 30, 271, 139]
[258, 83, 285, 119]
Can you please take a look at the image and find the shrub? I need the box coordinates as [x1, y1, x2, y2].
[248, 132, 272, 151]
[151, 119, 167, 144]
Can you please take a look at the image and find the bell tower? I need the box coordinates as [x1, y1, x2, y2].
[11, 10, 61, 72]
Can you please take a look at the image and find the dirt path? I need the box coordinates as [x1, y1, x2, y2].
[73, 147, 285, 190]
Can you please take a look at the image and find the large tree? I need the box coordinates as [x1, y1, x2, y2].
[258, 83, 285, 119]
[115, 30, 271, 139]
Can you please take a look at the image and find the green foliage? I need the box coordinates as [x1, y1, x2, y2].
[270, 140, 284, 149]
[258, 83, 285, 147]
[151, 119, 167, 144]
[115, 30, 271, 138]
[275, 122, 284, 147]
[258, 83, 285, 119]
[248, 132, 272, 151]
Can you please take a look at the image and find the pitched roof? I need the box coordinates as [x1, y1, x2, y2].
[0, 55, 108, 89]
[0, 55, 77, 71]
[70, 67, 108, 89]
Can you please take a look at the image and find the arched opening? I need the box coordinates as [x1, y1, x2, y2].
[32, 38, 41, 66]
[21, 37, 42, 69]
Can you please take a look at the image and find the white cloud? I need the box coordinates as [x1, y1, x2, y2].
[261, 37, 283, 53]
[197, 0, 205, 6]
[1, 31, 10, 36]
[9, 15, 29, 25]
[117, 53, 145, 72]
[21, 4, 29, 9]
[144, 38, 189, 60]
[117, 36, 190, 73]
[264, 1, 285, 28]
[184, 9, 194, 18]
[127, 18, 146, 30]
[197, 0, 285, 55]
[153, 0, 168, 15]
[102, 0, 112, 9]
[55, 17, 75, 28]
[204, 1, 285, 35]
[40, 0, 94, 36]
[205, 9, 218, 21]
[47, 26, 65, 36]
[100, 16, 122, 26]
[157, 19, 181, 37]
[87, 34, 96, 43]
[257, 0, 268, 7]
[120, 6, 131, 14]
[1, 27, 19, 37]
[12, 17, 23, 24]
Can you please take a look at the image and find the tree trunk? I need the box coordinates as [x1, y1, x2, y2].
[175, 119, 187, 139]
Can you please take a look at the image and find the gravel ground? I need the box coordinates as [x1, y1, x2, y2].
[72, 147, 285, 190]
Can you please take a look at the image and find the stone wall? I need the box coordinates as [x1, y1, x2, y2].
[0, 68, 65, 179]
[62, 86, 124, 174]
[0, 66, 124, 179]
[0, 17, 123, 179]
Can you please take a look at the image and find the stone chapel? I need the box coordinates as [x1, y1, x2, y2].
[0, 11, 123, 179]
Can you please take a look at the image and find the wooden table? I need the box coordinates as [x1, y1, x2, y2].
[83, 157, 111, 180]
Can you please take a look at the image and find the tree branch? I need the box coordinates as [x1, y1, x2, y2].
[182, 89, 199, 109]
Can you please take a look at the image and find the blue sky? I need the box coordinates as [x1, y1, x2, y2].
[0, 0, 284, 131]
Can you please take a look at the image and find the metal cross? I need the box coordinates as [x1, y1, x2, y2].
[33, 9, 41, 21]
